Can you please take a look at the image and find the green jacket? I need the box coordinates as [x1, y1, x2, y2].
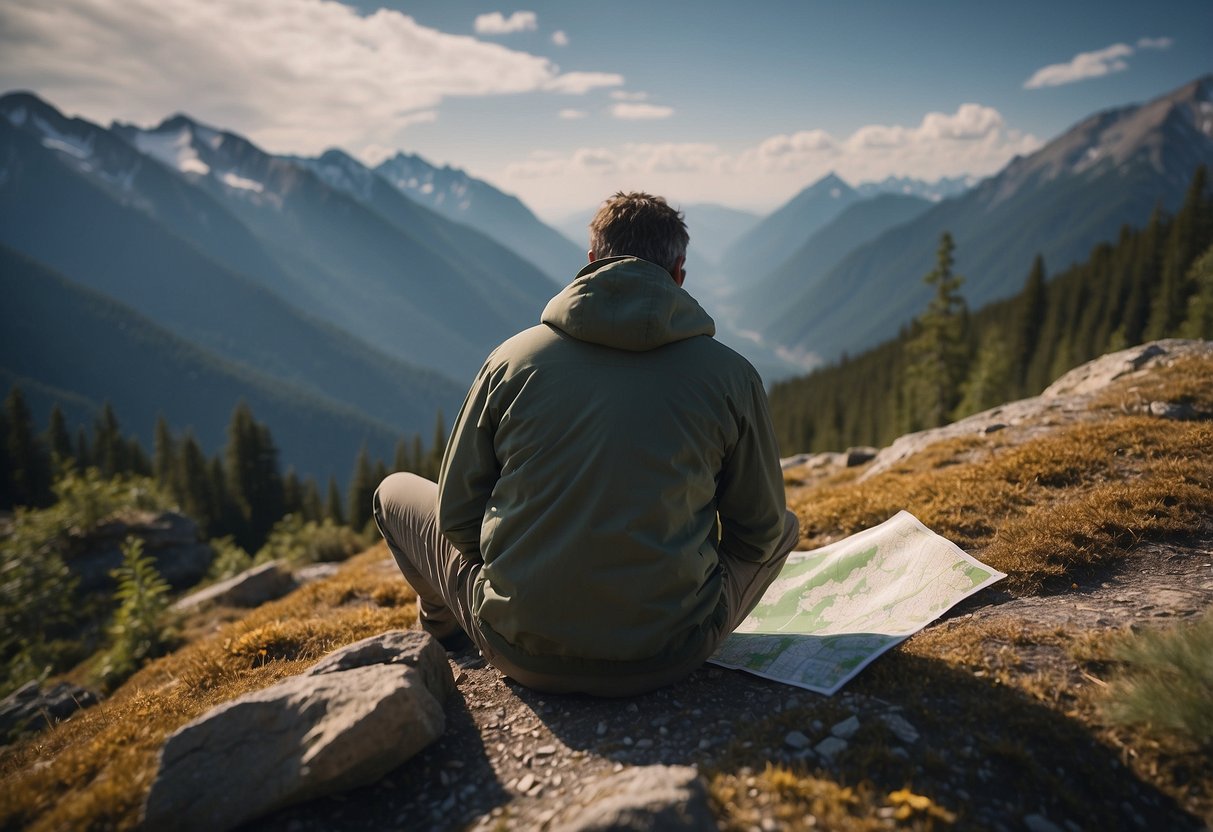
[438, 256, 786, 678]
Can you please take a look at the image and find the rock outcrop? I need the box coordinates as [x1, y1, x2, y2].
[141, 631, 454, 832]
[0, 681, 100, 743]
[66, 510, 212, 593]
[171, 561, 297, 612]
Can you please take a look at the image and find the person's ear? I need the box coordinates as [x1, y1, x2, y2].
[671, 255, 686, 287]
[587, 249, 596, 264]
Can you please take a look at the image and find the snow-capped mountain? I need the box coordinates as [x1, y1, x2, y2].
[375, 152, 580, 283]
[855, 174, 978, 202]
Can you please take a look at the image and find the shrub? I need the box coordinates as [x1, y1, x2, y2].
[95, 537, 174, 691]
[1100, 611, 1213, 750]
[205, 536, 254, 582]
[253, 515, 370, 567]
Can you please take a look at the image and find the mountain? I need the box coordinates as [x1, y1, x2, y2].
[718, 173, 860, 286]
[854, 174, 978, 202]
[0, 246, 404, 479]
[764, 75, 1213, 365]
[0, 93, 462, 447]
[734, 193, 933, 333]
[107, 112, 556, 379]
[374, 152, 581, 284]
[679, 203, 762, 266]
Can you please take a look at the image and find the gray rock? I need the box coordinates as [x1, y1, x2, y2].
[1023, 813, 1064, 832]
[784, 730, 811, 750]
[551, 764, 716, 832]
[294, 562, 341, 583]
[142, 631, 452, 832]
[69, 511, 213, 593]
[172, 561, 297, 612]
[0, 681, 101, 741]
[844, 446, 878, 467]
[1148, 400, 1198, 420]
[830, 715, 860, 739]
[879, 712, 920, 744]
[814, 736, 848, 761]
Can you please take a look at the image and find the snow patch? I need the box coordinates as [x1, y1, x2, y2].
[419, 182, 433, 194]
[33, 115, 94, 160]
[220, 170, 263, 193]
[829, 187, 841, 198]
[5, 106, 27, 127]
[133, 127, 210, 176]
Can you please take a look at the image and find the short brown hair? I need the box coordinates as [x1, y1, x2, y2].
[588, 192, 689, 275]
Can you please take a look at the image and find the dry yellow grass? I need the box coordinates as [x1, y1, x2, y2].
[790, 417, 1213, 593]
[0, 544, 415, 832]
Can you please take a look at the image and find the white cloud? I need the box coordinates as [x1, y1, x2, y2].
[610, 91, 649, 101]
[611, 102, 674, 120]
[497, 103, 1039, 213]
[559, 108, 587, 120]
[551, 30, 569, 47]
[544, 71, 625, 94]
[0, 0, 623, 157]
[1137, 36, 1173, 50]
[1023, 43, 1134, 89]
[474, 11, 537, 35]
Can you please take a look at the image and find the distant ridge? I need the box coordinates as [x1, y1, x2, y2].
[763, 75, 1213, 365]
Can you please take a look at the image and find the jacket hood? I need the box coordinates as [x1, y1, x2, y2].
[540, 256, 715, 351]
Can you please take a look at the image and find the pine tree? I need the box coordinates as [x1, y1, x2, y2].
[301, 477, 323, 522]
[426, 411, 448, 479]
[902, 232, 970, 431]
[5, 387, 51, 508]
[46, 405, 74, 469]
[954, 327, 1014, 420]
[1180, 243, 1213, 338]
[325, 476, 344, 526]
[153, 415, 176, 489]
[178, 432, 215, 535]
[1146, 167, 1211, 339]
[393, 439, 410, 474]
[223, 403, 285, 550]
[127, 438, 152, 477]
[1013, 256, 1047, 393]
[74, 426, 91, 470]
[93, 403, 125, 478]
[347, 446, 375, 531]
[282, 468, 302, 519]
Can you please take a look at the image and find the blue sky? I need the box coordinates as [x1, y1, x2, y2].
[1, 1, 1209, 218]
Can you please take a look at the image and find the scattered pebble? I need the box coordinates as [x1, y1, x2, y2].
[784, 731, 811, 750]
[831, 716, 860, 739]
[814, 736, 848, 761]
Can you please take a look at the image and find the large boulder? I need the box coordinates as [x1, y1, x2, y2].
[66, 510, 212, 593]
[172, 561, 297, 612]
[142, 631, 453, 832]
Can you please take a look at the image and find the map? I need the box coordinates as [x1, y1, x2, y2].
[709, 510, 1005, 695]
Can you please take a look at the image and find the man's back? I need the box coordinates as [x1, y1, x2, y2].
[438, 256, 785, 674]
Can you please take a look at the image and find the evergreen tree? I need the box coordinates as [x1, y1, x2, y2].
[74, 426, 91, 470]
[153, 415, 176, 489]
[5, 387, 51, 508]
[209, 456, 238, 539]
[1180, 243, 1213, 338]
[1146, 167, 1211, 339]
[93, 403, 126, 478]
[325, 476, 344, 526]
[1012, 256, 1046, 393]
[127, 438, 152, 477]
[347, 446, 375, 531]
[426, 411, 448, 479]
[223, 403, 285, 551]
[300, 477, 323, 523]
[393, 438, 410, 474]
[282, 468, 303, 518]
[954, 327, 1014, 420]
[902, 232, 969, 431]
[46, 405, 74, 469]
[411, 435, 424, 476]
[178, 432, 215, 535]
[373, 459, 389, 489]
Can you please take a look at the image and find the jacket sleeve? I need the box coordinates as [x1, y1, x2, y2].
[437, 361, 499, 564]
[715, 373, 787, 564]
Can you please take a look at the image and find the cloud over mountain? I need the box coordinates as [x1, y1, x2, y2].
[1023, 37, 1172, 89]
[0, 0, 619, 158]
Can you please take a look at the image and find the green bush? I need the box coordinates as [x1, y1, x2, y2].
[253, 515, 370, 567]
[0, 467, 174, 696]
[95, 537, 174, 691]
[204, 536, 254, 583]
[1101, 611, 1213, 750]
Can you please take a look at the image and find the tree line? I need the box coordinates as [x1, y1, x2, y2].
[769, 166, 1213, 453]
[0, 393, 447, 551]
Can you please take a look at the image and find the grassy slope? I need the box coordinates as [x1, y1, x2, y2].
[1, 355, 1210, 830]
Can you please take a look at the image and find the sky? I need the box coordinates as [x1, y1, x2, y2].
[1, 1, 1210, 220]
